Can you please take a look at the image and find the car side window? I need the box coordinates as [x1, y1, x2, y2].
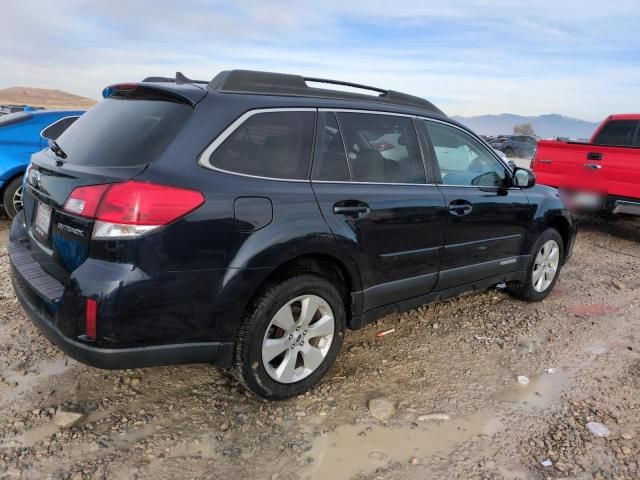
[592, 120, 639, 147]
[336, 113, 425, 184]
[210, 111, 315, 180]
[312, 113, 350, 181]
[41, 116, 79, 140]
[424, 121, 507, 187]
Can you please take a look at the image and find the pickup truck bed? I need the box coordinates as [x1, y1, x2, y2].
[532, 114, 640, 215]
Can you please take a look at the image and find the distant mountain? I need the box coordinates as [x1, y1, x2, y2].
[451, 113, 600, 140]
[0, 87, 97, 110]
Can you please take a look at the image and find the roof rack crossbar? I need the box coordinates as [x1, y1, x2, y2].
[303, 77, 387, 95]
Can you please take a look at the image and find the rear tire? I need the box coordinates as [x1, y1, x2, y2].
[507, 228, 564, 302]
[232, 273, 346, 400]
[2, 177, 23, 219]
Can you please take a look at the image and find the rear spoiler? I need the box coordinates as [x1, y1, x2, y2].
[102, 76, 207, 106]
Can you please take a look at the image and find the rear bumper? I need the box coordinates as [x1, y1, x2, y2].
[11, 271, 234, 369]
[552, 188, 640, 217]
[8, 212, 235, 370]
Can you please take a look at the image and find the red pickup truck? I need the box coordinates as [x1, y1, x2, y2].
[531, 114, 640, 215]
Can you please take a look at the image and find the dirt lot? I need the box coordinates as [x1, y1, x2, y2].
[1, 214, 639, 480]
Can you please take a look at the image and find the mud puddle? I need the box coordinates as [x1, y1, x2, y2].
[305, 412, 503, 480]
[497, 369, 570, 410]
[0, 357, 72, 405]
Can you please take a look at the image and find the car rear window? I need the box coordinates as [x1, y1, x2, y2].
[41, 116, 80, 140]
[210, 111, 315, 180]
[592, 120, 639, 147]
[55, 98, 192, 167]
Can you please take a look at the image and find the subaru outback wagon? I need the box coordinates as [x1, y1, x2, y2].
[9, 70, 576, 399]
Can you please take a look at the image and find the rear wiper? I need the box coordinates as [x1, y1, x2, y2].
[48, 138, 67, 160]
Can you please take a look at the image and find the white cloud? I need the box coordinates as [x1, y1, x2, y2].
[0, 0, 638, 120]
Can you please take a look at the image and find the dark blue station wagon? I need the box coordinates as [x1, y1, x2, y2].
[9, 70, 576, 399]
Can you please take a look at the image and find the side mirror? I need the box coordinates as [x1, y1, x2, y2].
[513, 167, 536, 188]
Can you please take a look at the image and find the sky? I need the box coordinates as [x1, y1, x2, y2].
[1, 0, 639, 121]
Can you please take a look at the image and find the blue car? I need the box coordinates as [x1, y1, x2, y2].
[0, 109, 84, 217]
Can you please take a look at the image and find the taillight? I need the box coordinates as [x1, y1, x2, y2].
[63, 181, 204, 239]
[530, 159, 535, 170]
[63, 184, 110, 217]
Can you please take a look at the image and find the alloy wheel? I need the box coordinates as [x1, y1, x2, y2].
[532, 239, 560, 292]
[12, 185, 24, 213]
[261, 294, 335, 384]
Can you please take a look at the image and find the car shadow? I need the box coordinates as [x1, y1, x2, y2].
[577, 214, 640, 243]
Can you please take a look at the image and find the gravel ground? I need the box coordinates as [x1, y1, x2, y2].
[0, 214, 639, 480]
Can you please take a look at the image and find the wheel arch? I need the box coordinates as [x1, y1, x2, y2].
[546, 214, 572, 263]
[249, 252, 359, 321]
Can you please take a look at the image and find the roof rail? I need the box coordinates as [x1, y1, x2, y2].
[142, 72, 208, 85]
[208, 70, 444, 114]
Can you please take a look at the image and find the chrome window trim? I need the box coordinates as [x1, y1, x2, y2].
[198, 107, 316, 183]
[312, 180, 438, 186]
[197, 106, 514, 186]
[39, 115, 81, 140]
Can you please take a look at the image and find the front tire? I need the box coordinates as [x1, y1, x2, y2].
[232, 273, 346, 400]
[507, 228, 564, 302]
[3, 177, 23, 219]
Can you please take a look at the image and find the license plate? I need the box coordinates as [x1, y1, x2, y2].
[573, 192, 603, 209]
[34, 202, 52, 240]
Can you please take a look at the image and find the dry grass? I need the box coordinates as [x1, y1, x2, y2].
[0, 86, 97, 110]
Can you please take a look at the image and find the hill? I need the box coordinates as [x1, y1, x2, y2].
[0, 87, 97, 110]
[451, 113, 600, 140]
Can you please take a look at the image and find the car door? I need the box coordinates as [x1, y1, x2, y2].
[420, 119, 531, 290]
[311, 111, 446, 312]
[591, 119, 640, 199]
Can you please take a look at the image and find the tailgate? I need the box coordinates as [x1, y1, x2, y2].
[20, 92, 194, 280]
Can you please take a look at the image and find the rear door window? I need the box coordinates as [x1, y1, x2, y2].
[336, 113, 425, 184]
[592, 120, 639, 146]
[210, 111, 315, 180]
[56, 98, 192, 167]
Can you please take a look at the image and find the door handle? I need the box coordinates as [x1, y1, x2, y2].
[333, 201, 370, 216]
[539, 159, 553, 164]
[587, 152, 603, 161]
[333, 206, 369, 215]
[584, 163, 602, 170]
[448, 202, 473, 216]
